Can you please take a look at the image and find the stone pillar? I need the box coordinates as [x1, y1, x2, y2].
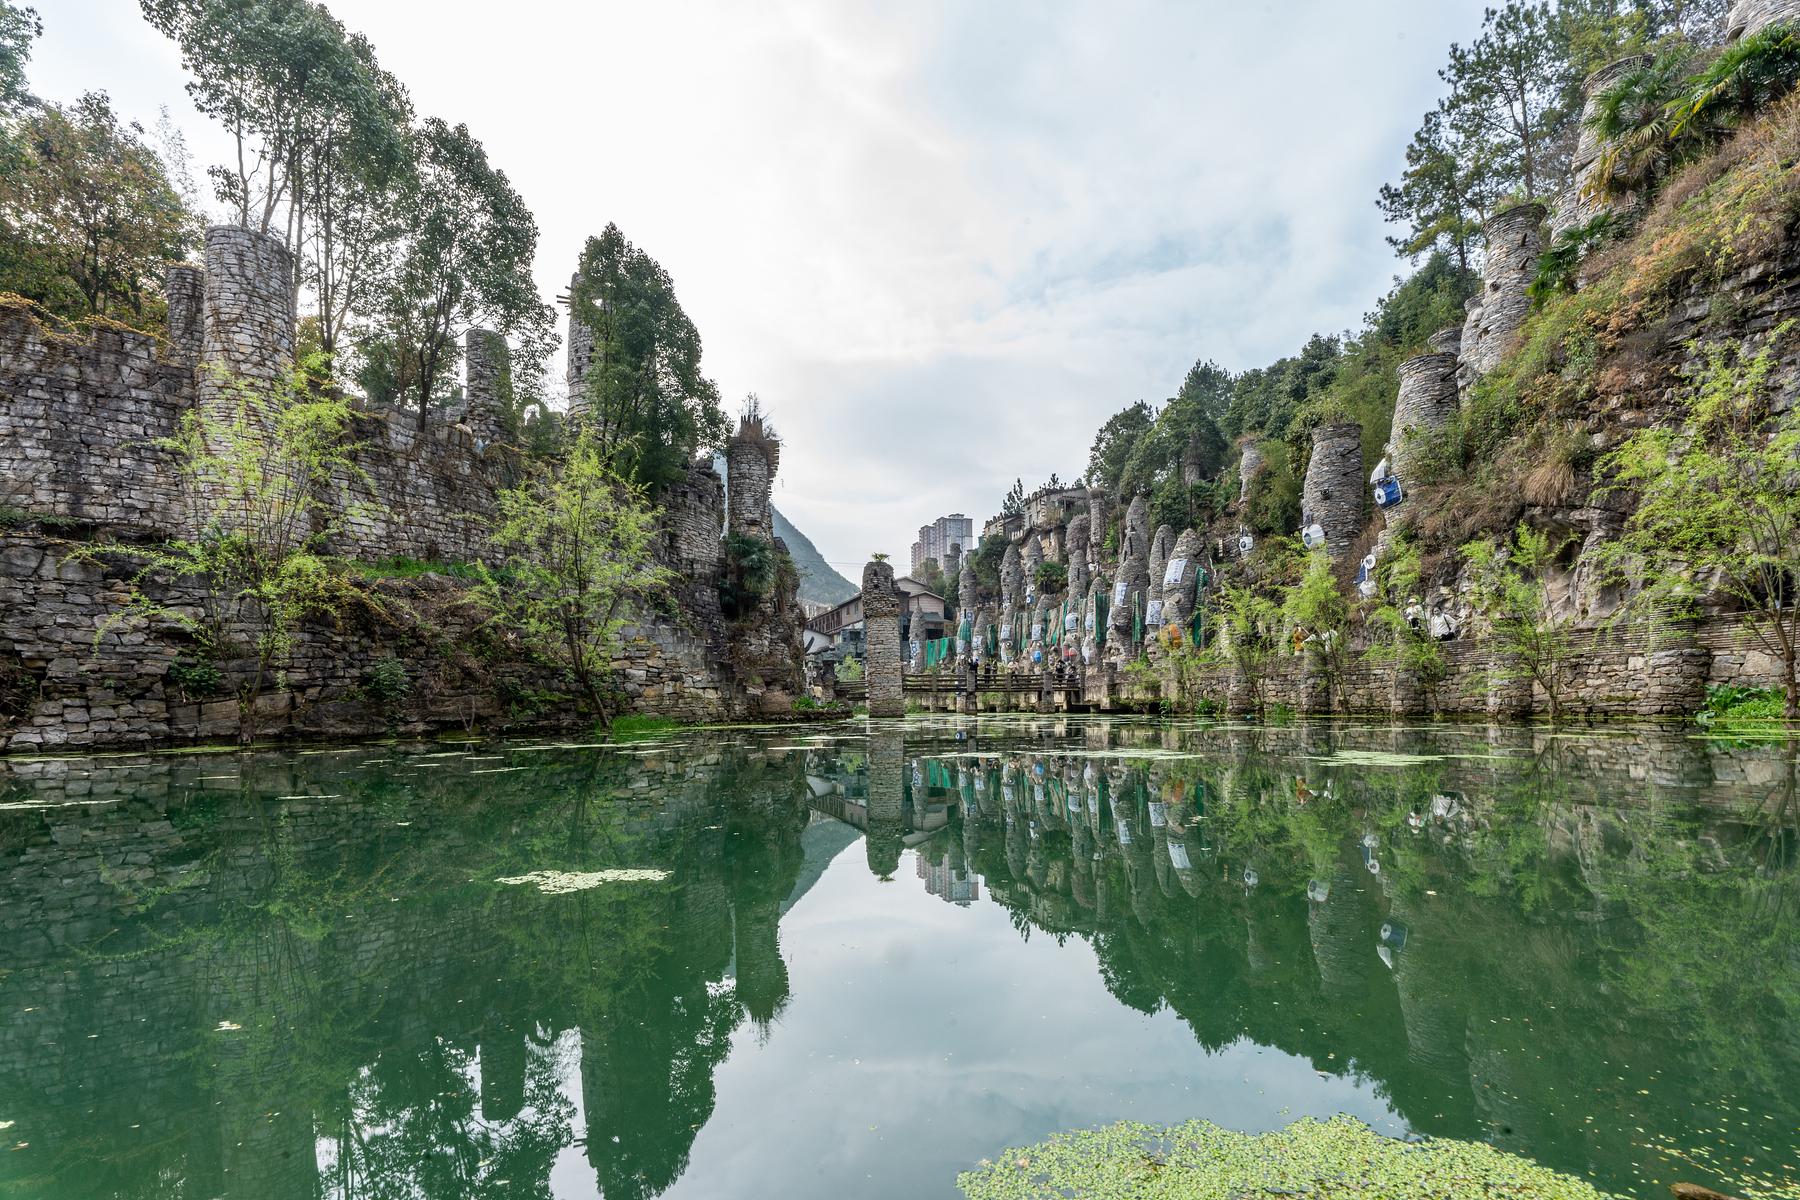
[1388, 352, 1458, 480]
[1459, 203, 1546, 394]
[1160, 529, 1204, 636]
[565, 271, 596, 421]
[1147, 525, 1173, 616]
[1238, 439, 1266, 505]
[726, 415, 777, 541]
[958, 558, 978, 620]
[1085, 488, 1108, 571]
[1065, 512, 1091, 600]
[1124, 494, 1150, 558]
[1552, 55, 1656, 240]
[199, 225, 295, 414]
[944, 543, 962, 593]
[1727, 0, 1800, 40]
[1001, 542, 1023, 615]
[1302, 421, 1363, 560]
[1109, 517, 1149, 653]
[1427, 326, 1462, 356]
[463, 327, 508, 446]
[164, 263, 204, 369]
[863, 560, 904, 718]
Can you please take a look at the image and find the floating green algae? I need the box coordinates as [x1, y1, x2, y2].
[956, 1115, 1617, 1199]
[495, 869, 671, 893]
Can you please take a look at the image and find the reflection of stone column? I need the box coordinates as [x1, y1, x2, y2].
[864, 560, 903, 718]
[1308, 860, 1376, 1001]
[480, 1021, 528, 1122]
[866, 728, 905, 879]
[1385, 892, 1469, 1078]
[1302, 422, 1363, 560]
[734, 894, 789, 1025]
[1459, 204, 1547, 394]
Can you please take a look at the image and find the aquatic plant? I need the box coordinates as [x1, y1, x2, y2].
[957, 1115, 1616, 1199]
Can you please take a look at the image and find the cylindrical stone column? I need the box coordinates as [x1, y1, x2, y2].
[1389, 353, 1459, 480]
[464, 327, 508, 445]
[1302, 421, 1364, 560]
[1238, 439, 1266, 505]
[1459, 203, 1547, 392]
[863, 560, 904, 718]
[1552, 55, 1656, 239]
[726, 420, 776, 541]
[1727, 0, 1800, 41]
[199, 225, 295, 413]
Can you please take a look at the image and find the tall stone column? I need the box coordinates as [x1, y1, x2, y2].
[1552, 55, 1656, 240]
[199, 225, 295, 416]
[1238, 438, 1266, 505]
[1459, 203, 1547, 394]
[164, 263, 205, 370]
[863, 560, 904, 718]
[726, 413, 776, 541]
[463, 327, 508, 446]
[1388, 352, 1459, 480]
[1160, 529, 1203, 636]
[1302, 422, 1363, 560]
[565, 270, 597, 423]
[1726, 0, 1800, 41]
[1065, 511, 1090, 600]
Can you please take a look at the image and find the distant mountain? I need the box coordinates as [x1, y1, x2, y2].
[774, 507, 858, 606]
[712, 454, 857, 607]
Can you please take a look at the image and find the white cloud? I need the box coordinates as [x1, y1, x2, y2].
[30, 0, 1487, 574]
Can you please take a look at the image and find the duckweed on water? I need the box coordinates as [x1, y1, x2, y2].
[956, 1116, 1616, 1199]
[495, 869, 672, 894]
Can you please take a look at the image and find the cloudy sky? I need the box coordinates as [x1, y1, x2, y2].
[32, 0, 1486, 576]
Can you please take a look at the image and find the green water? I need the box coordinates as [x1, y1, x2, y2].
[0, 717, 1794, 1200]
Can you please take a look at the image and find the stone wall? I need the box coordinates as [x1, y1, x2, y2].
[0, 230, 791, 751]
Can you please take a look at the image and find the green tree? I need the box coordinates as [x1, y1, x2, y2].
[480, 430, 672, 726]
[0, 1, 36, 115]
[1087, 402, 1154, 497]
[1212, 584, 1281, 708]
[1282, 551, 1351, 700]
[1438, 2, 1572, 202]
[569, 223, 727, 493]
[1379, 107, 1500, 272]
[1464, 523, 1576, 721]
[140, 0, 402, 253]
[1598, 323, 1800, 717]
[0, 92, 202, 324]
[373, 118, 553, 430]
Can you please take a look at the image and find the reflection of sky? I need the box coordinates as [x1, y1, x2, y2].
[653, 841, 1404, 1200]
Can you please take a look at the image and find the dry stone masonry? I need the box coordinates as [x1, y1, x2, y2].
[0, 229, 803, 752]
[1553, 56, 1656, 239]
[862, 560, 903, 718]
[1388, 352, 1458, 480]
[1726, 0, 1800, 39]
[1302, 422, 1363, 560]
[1459, 203, 1547, 393]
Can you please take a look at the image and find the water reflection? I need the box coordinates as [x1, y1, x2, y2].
[0, 720, 1794, 1200]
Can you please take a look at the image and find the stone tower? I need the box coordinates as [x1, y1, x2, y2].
[726, 410, 778, 542]
[565, 271, 597, 422]
[863, 560, 904, 718]
[198, 225, 295, 422]
[1238, 439, 1266, 505]
[1727, 0, 1800, 40]
[1302, 422, 1363, 560]
[463, 327, 508, 447]
[1552, 55, 1656, 240]
[1459, 203, 1546, 394]
[1388, 352, 1458, 481]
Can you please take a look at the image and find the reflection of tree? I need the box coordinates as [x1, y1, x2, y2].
[955, 734, 1800, 1199]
